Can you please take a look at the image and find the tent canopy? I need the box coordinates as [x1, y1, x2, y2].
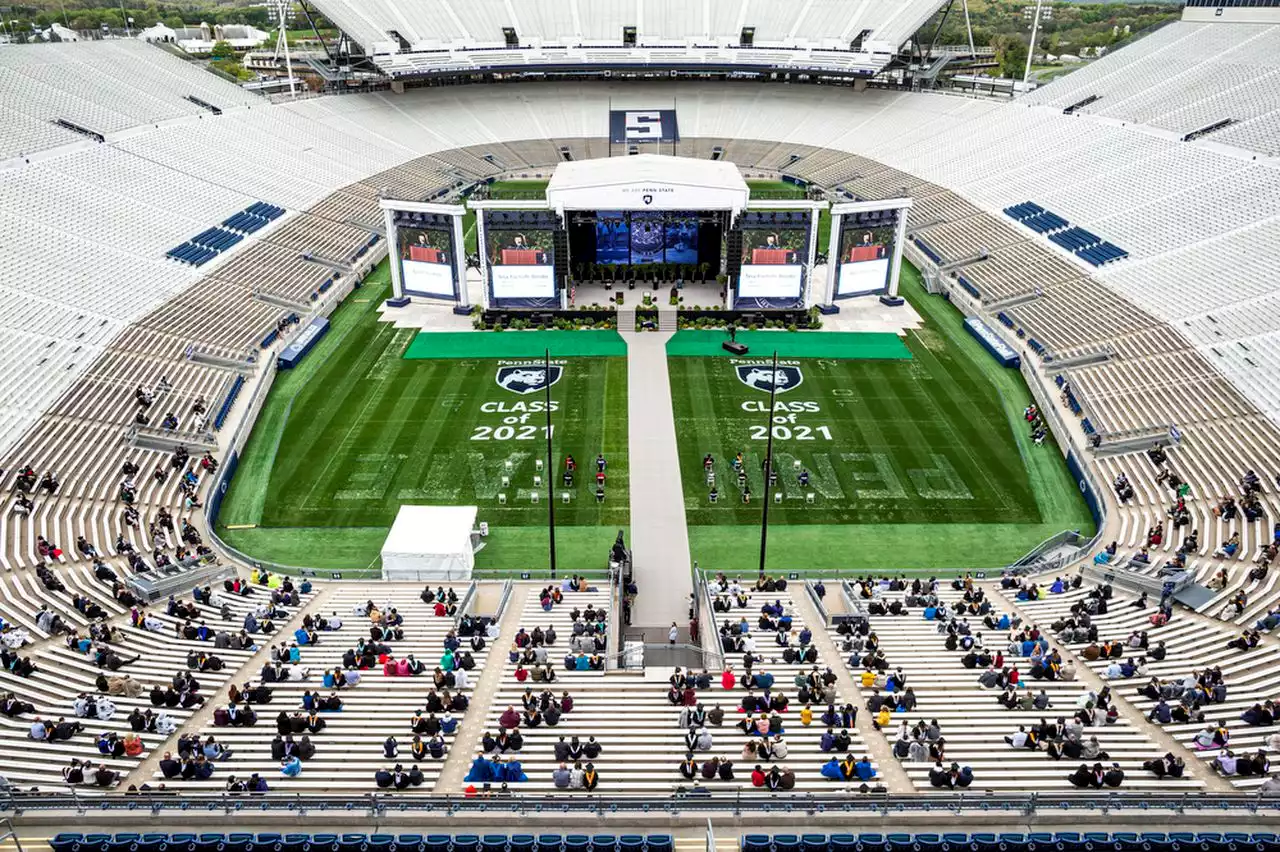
[381, 505, 477, 582]
[545, 154, 749, 212]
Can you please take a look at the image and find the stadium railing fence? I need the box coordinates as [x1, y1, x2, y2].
[9, 789, 1280, 819]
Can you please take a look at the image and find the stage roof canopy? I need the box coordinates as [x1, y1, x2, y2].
[545, 154, 749, 213]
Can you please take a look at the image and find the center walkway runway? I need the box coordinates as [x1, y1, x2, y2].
[625, 332, 693, 630]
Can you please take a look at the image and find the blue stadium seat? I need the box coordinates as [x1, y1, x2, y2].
[996, 834, 1028, 852]
[801, 835, 828, 852]
[644, 837, 673, 852]
[1222, 835, 1253, 851]
[592, 836, 619, 852]
[453, 836, 481, 852]
[942, 835, 969, 852]
[829, 835, 857, 852]
[857, 835, 887, 852]
[52, 835, 83, 852]
[1027, 834, 1059, 851]
[340, 835, 370, 852]
[618, 837, 644, 852]
[887, 835, 915, 852]
[310, 835, 340, 852]
[226, 834, 254, 852]
[138, 835, 170, 852]
[969, 835, 1000, 852]
[1109, 834, 1140, 851]
[279, 835, 308, 852]
[508, 838, 534, 852]
[111, 834, 142, 852]
[191, 835, 223, 852]
[773, 835, 801, 852]
[424, 836, 452, 852]
[166, 836, 198, 852]
[1054, 834, 1085, 852]
[395, 836, 424, 852]
[536, 836, 563, 852]
[1141, 835, 1172, 852]
[481, 837, 508, 852]
[743, 837, 772, 852]
[915, 835, 944, 852]
[564, 836, 590, 852]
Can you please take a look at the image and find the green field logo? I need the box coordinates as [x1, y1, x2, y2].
[496, 365, 563, 394]
[735, 364, 803, 394]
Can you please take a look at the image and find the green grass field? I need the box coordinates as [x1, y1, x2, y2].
[218, 263, 628, 574]
[218, 257, 1092, 578]
[672, 264, 1094, 573]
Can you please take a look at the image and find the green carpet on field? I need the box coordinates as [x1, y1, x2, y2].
[404, 330, 627, 360]
[666, 330, 911, 360]
[671, 262, 1095, 572]
[217, 260, 630, 573]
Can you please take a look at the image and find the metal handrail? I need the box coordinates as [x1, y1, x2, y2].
[7, 788, 1280, 817]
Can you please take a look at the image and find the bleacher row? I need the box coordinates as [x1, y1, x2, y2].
[1003, 202, 1128, 267]
[39, 834, 1280, 852]
[470, 585, 876, 794]
[833, 582, 1191, 792]
[153, 584, 487, 793]
[1013, 582, 1280, 788]
[0, 574, 312, 789]
[49, 835, 674, 852]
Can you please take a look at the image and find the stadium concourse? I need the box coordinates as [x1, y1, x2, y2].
[3, 3, 1280, 831]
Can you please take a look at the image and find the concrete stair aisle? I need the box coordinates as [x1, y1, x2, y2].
[658, 308, 678, 333]
[617, 305, 637, 333]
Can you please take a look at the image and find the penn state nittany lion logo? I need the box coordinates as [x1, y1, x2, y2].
[736, 364, 803, 394]
[496, 366, 563, 394]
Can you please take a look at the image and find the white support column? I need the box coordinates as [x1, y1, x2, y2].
[887, 211, 909, 299]
[384, 207, 404, 300]
[476, 210, 490, 312]
[824, 211, 843, 305]
[451, 211, 469, 308]
[804, 206, 821, 308]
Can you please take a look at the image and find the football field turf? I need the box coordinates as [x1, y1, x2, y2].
[218, 265, 629, 575]
[671, 265, 1095, 573]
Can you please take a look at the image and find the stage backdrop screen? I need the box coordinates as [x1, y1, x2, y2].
[737, 211, 810, 304]
[394, 213, 458, 300]
[594, 211, 630, 265]
[484, 211, 558, 303]
[629, 212, 664, 263]
[836, 209, 898, 298]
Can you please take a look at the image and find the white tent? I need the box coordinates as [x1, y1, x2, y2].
[381, 505, 477, 581]
[545, 154, 749, 213]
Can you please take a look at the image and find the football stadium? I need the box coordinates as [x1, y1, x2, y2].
[1, 0, 1280, 846]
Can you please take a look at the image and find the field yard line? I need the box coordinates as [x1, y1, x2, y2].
[298, 327, 398, 511]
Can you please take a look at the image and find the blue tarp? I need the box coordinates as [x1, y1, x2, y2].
[277, 317, 329, 370]
[963, 317, 1020, 368]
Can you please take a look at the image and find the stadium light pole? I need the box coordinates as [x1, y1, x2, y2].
[545, 348, 558, 578]
[758, 350, 779, 577]
[1023, 0, 1045, 85]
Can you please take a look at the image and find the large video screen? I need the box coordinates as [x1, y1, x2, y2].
[836, 209, 898, 298]
[629, 212, 665, 264]
[737, 214, 810, 302]
[585, 211, 710, 266]
[397, 223, 456, 299]
[664, 215, 698, 264]
[485, 211, 558, 303]
[594, 212, 629, 265]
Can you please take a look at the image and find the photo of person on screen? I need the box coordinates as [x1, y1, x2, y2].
[845, 230, 887, 263]
[402, 228, 450, 265]
[499, 232, 548, 265]
[746, 231, 799, 265]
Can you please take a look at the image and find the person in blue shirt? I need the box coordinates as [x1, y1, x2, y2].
[854, 756, 875, 781]
[280, 756, 302, 777]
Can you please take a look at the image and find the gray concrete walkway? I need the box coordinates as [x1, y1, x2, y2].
[626, 332, 693, 630]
